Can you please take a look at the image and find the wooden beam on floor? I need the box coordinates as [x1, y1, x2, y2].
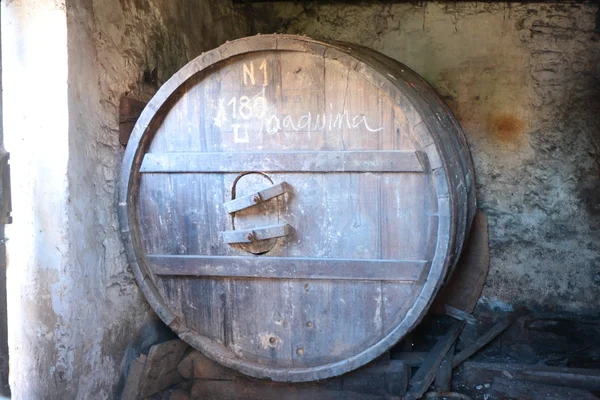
[406, 322, 465, 400]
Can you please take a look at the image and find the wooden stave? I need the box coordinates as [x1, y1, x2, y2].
[319, 38, 475, 290]
[274, 34, 476, 279]
[317, 37, 476, 276]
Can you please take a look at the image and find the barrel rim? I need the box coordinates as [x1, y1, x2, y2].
[119, 34, 456, 382]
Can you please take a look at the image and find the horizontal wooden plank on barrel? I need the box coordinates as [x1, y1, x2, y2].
[147, 255, 429, 281]
[139, 150, 427, 173]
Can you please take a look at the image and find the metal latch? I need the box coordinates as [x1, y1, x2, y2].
[222, 223, 291, 244]
[223, 182, 288, 214]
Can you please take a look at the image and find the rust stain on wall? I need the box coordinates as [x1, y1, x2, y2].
[486, 113, 525, 144]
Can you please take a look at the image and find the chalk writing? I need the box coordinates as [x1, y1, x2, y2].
[213, 99, 227, 128]
[243, 60, 268, 87]
[259, 60, 268, 86]
[215, 90, 383, 135]
[216, 60, 383, 139]
[232, 124, 249, 143]
[243, 63, 255, 86]
[261, 110, 383, 135]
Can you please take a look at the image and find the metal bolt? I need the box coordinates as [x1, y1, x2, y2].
[296, 348, 304, 356]
[246, 232, 254, 241]
[269, 337, 276, 344]
[252, 194, 261, 203]
[306, 321, 313, 328]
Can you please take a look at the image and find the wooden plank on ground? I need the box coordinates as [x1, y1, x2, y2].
[463, 362, 600, 390]
[179, 350, 407, 396]
[406, 322, 465, 400]
[190, 380, 387, 400]
[452, 311, 525, 368]
[433, 343, 455, 392]
[444, 304, 476, 326]
[138, 339, 189, 398]
[390, 351, 427, 367]
[342, 360, 408, 396]
[490, 377, 598, 399]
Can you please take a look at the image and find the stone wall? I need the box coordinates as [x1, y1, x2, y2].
[252, 2, 600, 313]
[2, 1, 248, 398]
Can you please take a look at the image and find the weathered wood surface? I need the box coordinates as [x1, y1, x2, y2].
[148, 255, 427, 281]
[190, 380, 388, 400]
[463, 361, 600, 390]
[433, 343, 455, 392]
[140, 150, 426, 173]
[406, 322, 465, 400]
[443, 304, 477, 326]
[453, 311, 525, 368]
[119, 35, 476, 382]
[434, 210, 490, 314]
[342, 360, 408, 396]
[179, 349, 408, 396]
[489, 377, 598, 400]
[422, 392, 471, 400]
[390, 351, 427, 367]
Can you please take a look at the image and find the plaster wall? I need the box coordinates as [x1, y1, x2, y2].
[2, 1, 248, 398]
[253, 2, 600, 313]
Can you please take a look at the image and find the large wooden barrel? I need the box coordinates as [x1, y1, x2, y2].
[119, 35, 476, 382]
